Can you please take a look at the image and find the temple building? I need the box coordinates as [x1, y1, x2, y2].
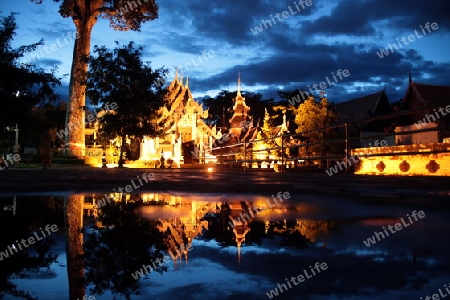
[212, 75, 260, 165]
[392, 77, 450, 144]
[353, 75, 450, 176]
[139, 72, 219, 166]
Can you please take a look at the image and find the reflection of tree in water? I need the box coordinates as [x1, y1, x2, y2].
[83, 198, 167, 300]
[200, 202, 235, 247]
[269, 220, 311, 249]
[0, 196, 62, 300]
[268, 219, 345, 248]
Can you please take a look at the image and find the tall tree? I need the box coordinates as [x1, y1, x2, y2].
[36, 0, 159, 157]
[85, 41, 167, 167]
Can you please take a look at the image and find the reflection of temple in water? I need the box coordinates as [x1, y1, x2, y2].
[82, 193, 343, 265]
[136, 195, 259, 264]
[140, 194, 217, 267]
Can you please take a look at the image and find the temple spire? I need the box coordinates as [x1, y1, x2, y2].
[185, 76, 189, 89]
[280, 112, 288, 134]
[175, 68, 178, 82]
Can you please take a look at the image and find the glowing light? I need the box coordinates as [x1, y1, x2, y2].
[207, 167, 213, 172]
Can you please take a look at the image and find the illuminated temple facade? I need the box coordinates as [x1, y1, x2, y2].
[139, 73, 219, 166]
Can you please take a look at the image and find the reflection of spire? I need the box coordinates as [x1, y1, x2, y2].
[237, 240, 241, 264]
[230, 205, 251, 266]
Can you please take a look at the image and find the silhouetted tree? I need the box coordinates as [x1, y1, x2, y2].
[203, 90, 274, 127]
[83, 201, 167, 299]
[86, 41, 168, 167]
[0, 13, 60, 152]
[203, 90, 235, 127]
[277, 89, 310, 107]
[0, 196, 62, 299]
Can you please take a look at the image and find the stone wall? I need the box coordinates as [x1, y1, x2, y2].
[352, 143, 450, 176]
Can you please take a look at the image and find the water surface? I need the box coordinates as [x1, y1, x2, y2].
[0, 193, 448, 300]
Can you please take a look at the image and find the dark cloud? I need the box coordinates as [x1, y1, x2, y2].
[167, 0, 449, 103]
[301, 0, 450, 37]
[33, 58, 63, 67]
[35, 22, 73, 41]
[5, 0, 449, 106]
[192, 38, 449, 103]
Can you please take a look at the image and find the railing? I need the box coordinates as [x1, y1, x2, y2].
[197, 105, 450, 172]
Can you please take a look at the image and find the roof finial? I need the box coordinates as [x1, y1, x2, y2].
[237, 72, 241, 97]
[409, 71, 412, 83]
[175, 68, 178, 82]
[180, 73, 184, 86]
[185, 76, 189, 89]
[319, 90, 326, 99]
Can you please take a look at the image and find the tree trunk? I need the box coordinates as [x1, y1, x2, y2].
[66, 20, 94, 158]
[64, 195, 86, 300]
[118, 134, 126, 168]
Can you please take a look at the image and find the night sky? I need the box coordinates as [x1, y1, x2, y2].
[3, 0, 450, 104]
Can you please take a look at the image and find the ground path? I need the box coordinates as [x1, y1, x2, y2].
[0, 166, 448, 208]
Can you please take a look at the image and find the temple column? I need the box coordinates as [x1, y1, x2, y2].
[192, 113, 197, 142]
[139, 137, 146, 160]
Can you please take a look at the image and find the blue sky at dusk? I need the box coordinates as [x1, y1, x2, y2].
[2, 0, 449, 104]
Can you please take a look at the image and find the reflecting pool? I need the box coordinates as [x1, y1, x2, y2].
[0, 193, 449, 300]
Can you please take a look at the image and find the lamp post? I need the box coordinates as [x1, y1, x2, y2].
[12, 196, 16, 216]
[13, 123, 19, 156]
[13, 91, 20, 161]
